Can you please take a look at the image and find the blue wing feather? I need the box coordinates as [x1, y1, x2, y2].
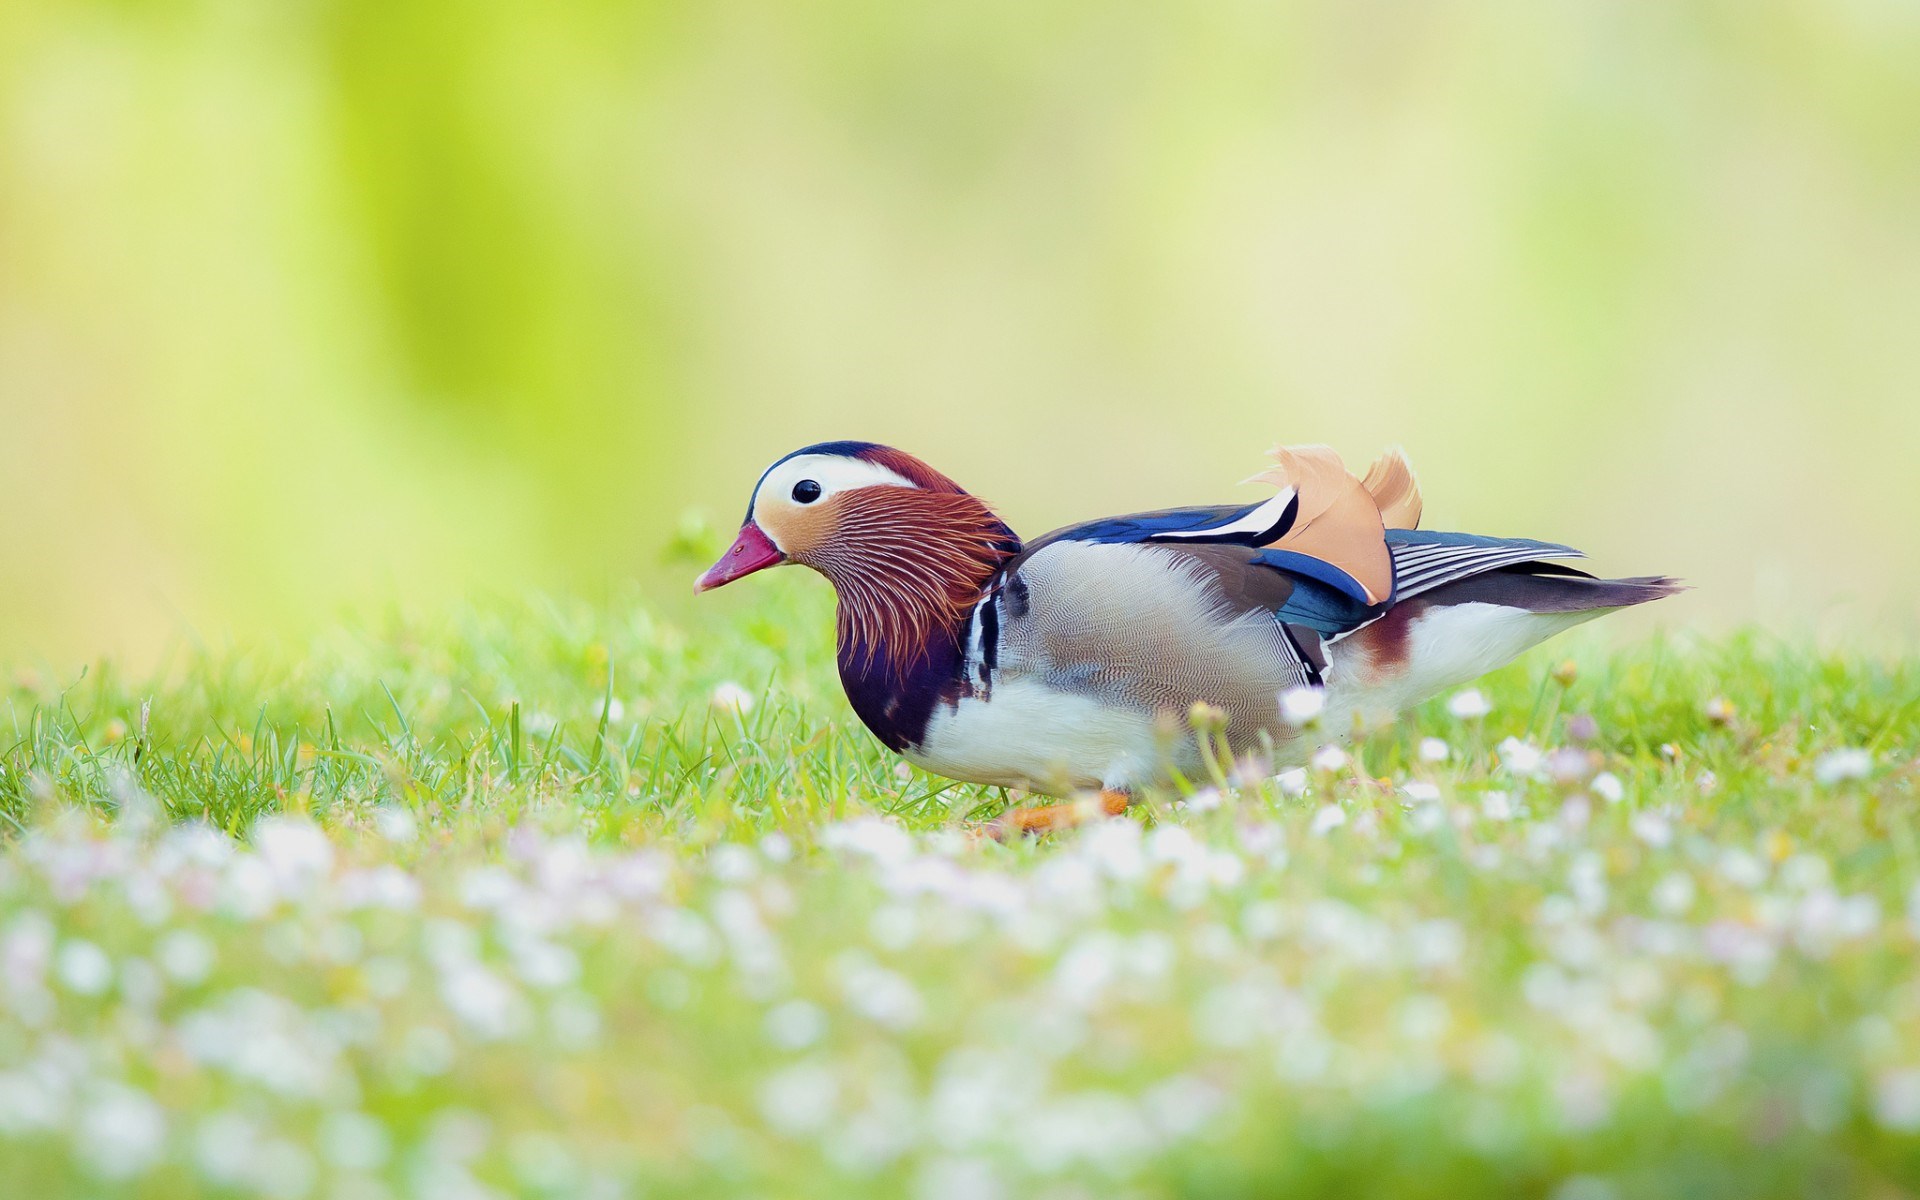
[1043, 503, 1267, 546]
[1032, 511, 1588, 640]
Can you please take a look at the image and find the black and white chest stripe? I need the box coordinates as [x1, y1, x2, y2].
[961, 568, 1025, 694]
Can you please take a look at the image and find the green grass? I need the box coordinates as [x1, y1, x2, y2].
[0, 587, 1917, 1198]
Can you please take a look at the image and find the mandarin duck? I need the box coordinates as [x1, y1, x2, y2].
[697, 440, 1678, 833]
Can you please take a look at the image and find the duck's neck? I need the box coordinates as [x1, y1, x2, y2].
[808, 493, 1019, 750]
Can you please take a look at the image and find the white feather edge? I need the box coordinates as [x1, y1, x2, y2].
[1152, 487, 1297, 541]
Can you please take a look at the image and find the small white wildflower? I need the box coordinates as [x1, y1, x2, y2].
[1590, 772, 1625, 804]
[155, 929, 215, 986]
[1652, 872, 1695, 915]
[1273, 768, 1309, 797]
[1310, 745, 1347, 774]
[1553, 1177, 1618, 1200]
[765, 1000, 827, 1050]
[1497, 738, 1544, 778]
[1481, 792, 1515, 822]
[1184, 787, 1224, 812]
[1547, 748, 1593, 783]
[440, 963, 528, 1039]
[373, 807, 418, 845]
[1875, 1070, 1920, 1132]
[710, 682, 755, 714]
[1279, 687, 1326, 727]
[1310, 804, 1347, 836]
[251, 817, 334, 892]
[251, 1138, 315, 1200]
[1781, 855, 1831, 891]
[1629, 810, 1672, 848]
[759, 832, 794, 864]
[0, 1072, 60, 1134]
[839, 960, 924, 1030]
[77, 1085, 167, 1179]
[759, 1062, 839, 1136]
[320, 1111, 391, 1172]
[916, 1156, 1005, 1200]
[819, 819, 914, 868]
[1418, 737, 1451, 763]
[1447, 689, 1492, 720]
[56, 939, 113, 995]
[1813, 749, 1873, 785]
[193, 1111, 259, 1184]
[1403, 781, 1441, 804]
[1719, 849, 1767, 888]
[708, 843, 759, 884]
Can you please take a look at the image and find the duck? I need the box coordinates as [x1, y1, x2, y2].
[696, 439, 1679, 833]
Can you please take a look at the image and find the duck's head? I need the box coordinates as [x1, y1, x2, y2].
[697, 441, 1020, 663]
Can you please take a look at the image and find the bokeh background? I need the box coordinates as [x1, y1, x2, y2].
[4, 0, 1918, 666]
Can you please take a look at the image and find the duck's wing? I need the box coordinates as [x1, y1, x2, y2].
[1021, 443, 1413, 634]
[1386, 529, 1586, 600]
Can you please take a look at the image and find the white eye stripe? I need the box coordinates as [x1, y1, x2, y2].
[750, 454, 919, 523]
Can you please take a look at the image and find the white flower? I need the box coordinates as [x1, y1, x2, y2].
[1481, 792, 1515, 821]
[1279, 687, 1326, 727]
[710, 682, 755, 714]
[373, 807, 418, 845]
[337, 866, 421, 912]
[1590, 772, 1625, 804]
[1814, 748, 1873, 785]
[1652, 872, 1695, 915]
[765, 1000, 827, 1050]
[759, 832, 794, 864]
[1418, 737, 1451, 763]
[1629, 810, 1672, 848]
[708, 843, 759, 884]
[247, 1139, 315, 1199]
[56, 939, 113, 995]
[156, 930, 215, 985]
[1447, 689, 1492, 719]
[1402, 781, 1441, 804]
[1497, 738, 1544, 778]
[440, 963, 529, 1039]
[1310, 745, 1347, 773]
[251, 817, 334, 893]
[1273, 768, 1309, 797]
[820, 819, 914, 868]
[1310, 805, 1347, 836]
[319, 1111, 392, 1171]
[1875, 1070, 1920, 1132]
[76, 1085, 167, 1179]
[916, 1156, 1006, 1200]
[837, 957, 924, 1030]
[1184, 787, 1224, 812]
[193, 1110, 260, 1184]
[759, 1062, 839, 1136]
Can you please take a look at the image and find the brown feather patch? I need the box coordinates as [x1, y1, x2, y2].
[853, 445, 968, 494]
[1361, 446, 1422, 530]
[1246, 444, 1394, 604]
[798, 487, 1017, 674]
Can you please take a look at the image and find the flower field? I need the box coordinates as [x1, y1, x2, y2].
[0, 594, 1916, 1198]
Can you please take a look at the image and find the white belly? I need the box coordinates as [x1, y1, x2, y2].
[1322, 601, 1602, 733]
[905, 676, 1173, 796]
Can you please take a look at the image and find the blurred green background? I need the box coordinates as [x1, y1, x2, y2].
[3, 0, 1918, 665]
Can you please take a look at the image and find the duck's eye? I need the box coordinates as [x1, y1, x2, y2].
[791, 479, 822, 504]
